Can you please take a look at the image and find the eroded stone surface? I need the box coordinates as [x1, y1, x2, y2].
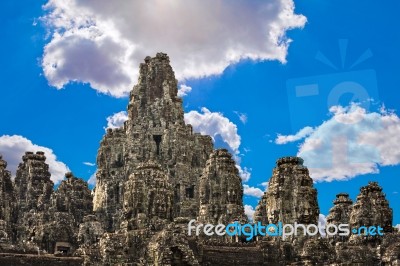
[350, 181, 393, 233]
[327, 193, 353, 226]
[254, 157, 319, 226]
[198, 149, 246, 225]
[0, 156, 14, 243]
[122, 160, 173, 231]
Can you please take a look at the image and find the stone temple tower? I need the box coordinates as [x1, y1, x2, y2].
[198, 149, 246, 225]
[350, 181, 392, 233]
[14, 151, 54, 213]
[14, 151, 54, 243]
[254, 157, 319, 225]
[0, 155, 14, 242]
[122, 160, 173, 231]
[326, 193, 353, 225]
[93, 53, 214, 231]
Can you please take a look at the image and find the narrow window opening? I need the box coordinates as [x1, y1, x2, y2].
[153, 135, 162, 155]
[185, 185, 195, 199]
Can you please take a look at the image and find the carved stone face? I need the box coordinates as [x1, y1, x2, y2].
[299, 204, 312, 224]
[268, 210, 279, 224]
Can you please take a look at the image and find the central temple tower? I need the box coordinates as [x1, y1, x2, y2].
[93, 53, 214, 231]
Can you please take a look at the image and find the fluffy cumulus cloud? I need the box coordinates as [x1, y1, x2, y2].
[276, 104, 400, 182]
[244, 205, 256, 221]
[243, 184, 264, 198]
[41, 0, 306, 97]
[177, 85, 192, 97]
[185, 107, 241, 154]
[0, 135, 69, 184]
[237, 165, 251, 182]
[106, 111, 128, 129]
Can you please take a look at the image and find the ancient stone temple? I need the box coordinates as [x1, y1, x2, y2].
[254, 157, 319, 226]
[0, 155, 14, 242]
[14, 151, 53, 213]
[326, 193, 353, 225]
[350, 181, 393, 233]
[93, 53, 214, 232]
[42, 172, 94, 254]
[122, 160, 174, 231]
[198, 149, 247, 225]
[92, 127, 126, 232]
[14, 151, 54, 245]
[0, 53, 399, 265]
[51, 172, 93, 226]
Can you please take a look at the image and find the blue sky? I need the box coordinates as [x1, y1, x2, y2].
[0, 0, 399, 225]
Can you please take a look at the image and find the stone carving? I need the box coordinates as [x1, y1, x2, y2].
[51, 172, 93, 225]
[14, 151, 54, 245]
[198, 149, 246, 225]
[326, 193, 353, 242]
[350, 181, 393, 233]
[327, 193, 353, 226]
[0, 155, 14, 242]
[254, 157, 319, 226]
[14, 151, 53, 213]
[122, 160, 173, 231]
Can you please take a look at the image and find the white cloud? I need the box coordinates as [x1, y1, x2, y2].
[244, 205, 255, 222]
[185, 107, 241, 155]
[234, 111, 248, 124]
[243, 184, 264, 198]
[276, 103, 400, 182]
[0, 135, 69, 185]
[41, 0, 306, 97]
[88, 171, 97, 186]
[275, 126, 314, 144]
[106, 111, 128, 129]
[83, 162, 95, 166]
[236, 165, 251, 182]
[177, 84, 192, 97]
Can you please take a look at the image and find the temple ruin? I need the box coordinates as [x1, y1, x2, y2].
[0, 53, 398, 265]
